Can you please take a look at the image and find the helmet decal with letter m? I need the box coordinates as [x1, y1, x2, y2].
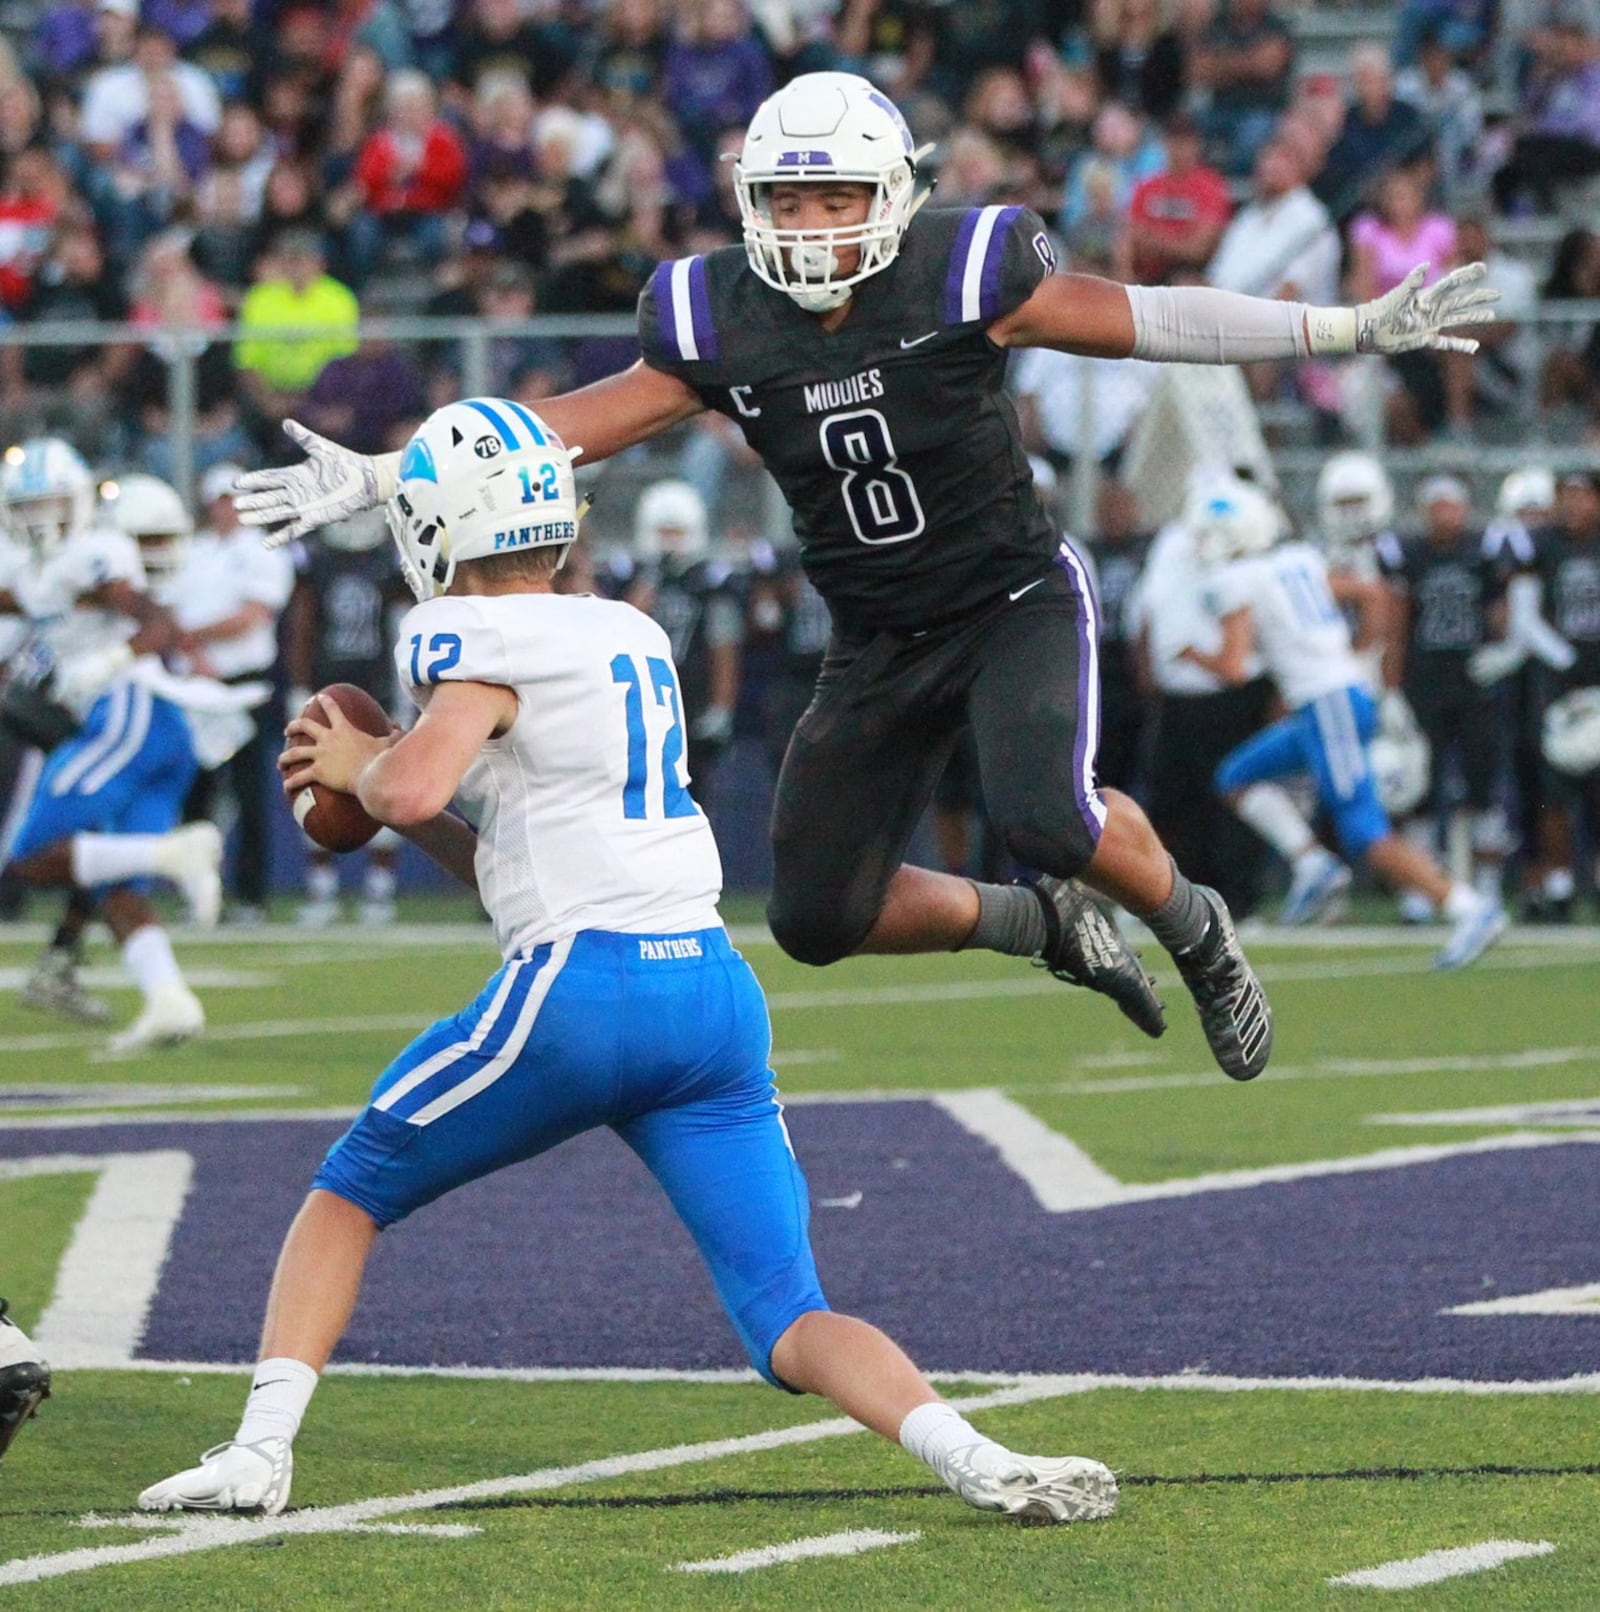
[387, 398, 582, 601]
[735, 72, 926, 314]
[0, 437, 96, 554]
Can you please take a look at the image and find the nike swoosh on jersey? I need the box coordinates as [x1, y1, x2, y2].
[898, 331, 939, 349]
[1008, 578, 1047, 601]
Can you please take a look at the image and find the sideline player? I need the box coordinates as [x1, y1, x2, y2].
[1186, 475, 1507, 969]
[138, 403, 1119, 1524]
[0, 443, 231, 1051]
[232, 73, 1498, 1082]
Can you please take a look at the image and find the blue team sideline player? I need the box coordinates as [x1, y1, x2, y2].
[1181, 474, 1507, 970]
[137, 401, 1118, 1526]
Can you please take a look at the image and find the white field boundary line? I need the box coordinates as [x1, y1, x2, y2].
[70, 1364, 1600, 1392]
[0, 1378, 1068, 1589]
[0, 1083, 301, 1112]
[0, 967, 272, 990]
[1328, 1539, 1556, 1589]
[5, 1045, 1595, 1126]
[673, 1529, 920, 1574]
[2, 920, 1598, 951]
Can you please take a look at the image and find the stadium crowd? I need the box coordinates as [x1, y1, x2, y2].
[0, 0, 1595, 959]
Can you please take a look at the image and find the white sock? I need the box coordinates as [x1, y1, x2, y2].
[71, 833, 169, 887]
[307, 862, 339, 903]
[1235, 784, 1314, 862]
[363, 863, 396, 903]
[122, 925, 182, 997]
[1442, 882, 1480, 921]
[899, 1401, 1018, 1487]
[236, 1357, 320, 1446]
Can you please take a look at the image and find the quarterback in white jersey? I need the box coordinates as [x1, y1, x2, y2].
[1183, 475, 1506, 970]
[140, 400, 1118, 1528]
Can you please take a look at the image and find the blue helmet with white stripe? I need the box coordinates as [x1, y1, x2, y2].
[735, 73, 923, 314]
[387, 399, 580, 601]
[0, 437, 96, 553]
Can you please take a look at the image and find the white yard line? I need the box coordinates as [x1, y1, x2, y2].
[932, 1090, 1122, 1211]
[0, 1083, 300, 1111]
[0, 1378, 1066, 1588]
[1329, 1539, 1556, 1589]
[16, 1150, 194, 1368]
[1445, 1282, 1600, 1316]
[673, 1529, 920, 1574]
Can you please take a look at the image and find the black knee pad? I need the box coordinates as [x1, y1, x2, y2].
[765, 888, 866, 967]
[996, 810, 1099, 882]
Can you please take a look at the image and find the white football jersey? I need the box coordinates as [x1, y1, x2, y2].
[159, 528, 295, 678]
[395, 591, 723, 958]
[1209, 541, 1366, 709]
[10, 525, 145, 669]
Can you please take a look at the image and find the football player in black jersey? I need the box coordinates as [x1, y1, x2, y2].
[234, 72, 1499, 1083]
[1378, 475, 1510, 899]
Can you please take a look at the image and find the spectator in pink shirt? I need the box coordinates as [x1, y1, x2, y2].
[344, 69, 467, 285]
[1349, 169, 1461, 442]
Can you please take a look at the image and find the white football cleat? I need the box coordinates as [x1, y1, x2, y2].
[1280, 849, 1352, 927]
[155, 823, 224, 928]
[108, 980, 205, 1054]
[1435, 894, 1508, 971]
[138, 1437, 293, 1514]
[939, 1443, 1119, 1524]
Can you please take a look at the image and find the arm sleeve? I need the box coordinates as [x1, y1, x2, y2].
[394, 597, 514, 703]
[1125, 281, 1320, 363]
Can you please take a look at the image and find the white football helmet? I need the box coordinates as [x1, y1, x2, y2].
[1542, 687, 1600, 778]
[1316, 451, 1394, 552]
[103, 472, 193, 581]
[1188, 476, 1284, 568]
[735, 72, 924, 314]
[1, 438, 96, 554]
[634, 480, 708, 564]
[1497, 466, 1556, 522]
[387, 398, 580, 602]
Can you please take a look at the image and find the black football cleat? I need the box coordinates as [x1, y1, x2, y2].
[1170, 887, 1272, 1081]
[1032, 877, 1166, 1039]
[0, 1298, 50, 1460]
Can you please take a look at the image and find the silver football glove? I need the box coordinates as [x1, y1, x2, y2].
[232, 421, 392, 549]
[1355, 262, 1499, 356]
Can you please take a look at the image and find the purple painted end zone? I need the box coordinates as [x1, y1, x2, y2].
[6, 1112, 1600, 1380]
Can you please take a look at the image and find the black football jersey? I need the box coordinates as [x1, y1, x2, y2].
[637, 205, 1061, 635]
[1380, 531, 1500, 700]
[301, 540, 407, 697]
[617, 555, 745, 719]
[1531, 526, 1600, 688]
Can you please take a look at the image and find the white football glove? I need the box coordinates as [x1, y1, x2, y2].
[232, 421, 395, 549]
[1355, 262, 1499, 356]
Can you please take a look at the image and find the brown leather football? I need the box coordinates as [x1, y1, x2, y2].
[290, 683, 390, 853]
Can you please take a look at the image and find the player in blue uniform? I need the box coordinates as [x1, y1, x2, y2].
[138, 402, 1119, 1526]
[232, 73, 1499, 1085]
[1185, 475, 1507, 970]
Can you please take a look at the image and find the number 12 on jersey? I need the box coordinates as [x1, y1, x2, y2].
[611, 654, 698, 820]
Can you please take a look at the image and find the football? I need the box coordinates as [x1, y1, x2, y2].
[290, 683, 391, 853]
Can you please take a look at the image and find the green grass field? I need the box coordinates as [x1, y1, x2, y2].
[2, 905, 1599, 1607]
